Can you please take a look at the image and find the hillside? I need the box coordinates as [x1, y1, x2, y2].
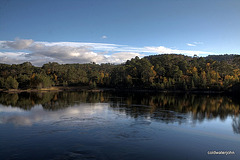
[0, 54, 240, 91]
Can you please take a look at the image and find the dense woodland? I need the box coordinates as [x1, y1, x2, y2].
[1, 54, 240, 91]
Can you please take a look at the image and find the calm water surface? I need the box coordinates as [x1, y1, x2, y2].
[0, 91, 239, 160]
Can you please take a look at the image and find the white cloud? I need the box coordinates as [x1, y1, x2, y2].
[193, 42, 203, 45]
[105, 52, 144, 63]
[187, 43, 196, 47]
[0, 38, 218, 66]
[102, 35, 107, 39]
[143, 46, 212, 56]
[0, 52, 31, 64]
[0, 40, 142, 65]
[37, 41, 123, 50]
[1, 38, 34, 50]
[187, 42, 204, 47]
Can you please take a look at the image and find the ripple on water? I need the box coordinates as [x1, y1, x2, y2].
[53, 150, 98, 160]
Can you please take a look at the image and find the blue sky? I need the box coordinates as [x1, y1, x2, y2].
[0, 0, 239, 65]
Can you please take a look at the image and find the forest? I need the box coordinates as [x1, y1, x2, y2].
[0, 54, 240, 92]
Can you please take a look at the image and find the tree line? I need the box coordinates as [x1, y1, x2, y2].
[0, 54, 240, 91]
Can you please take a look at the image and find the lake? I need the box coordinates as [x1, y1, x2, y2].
[0, 91, 239, 160]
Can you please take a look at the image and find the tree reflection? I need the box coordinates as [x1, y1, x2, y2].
[0, 91, 239, 133]
[232, 116, 240, 134]
[0, 91, 111, 110]
[110, 93, 240, 123]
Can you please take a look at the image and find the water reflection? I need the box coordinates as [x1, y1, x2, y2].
[110, 93, 240, 124]
[0, 91, 240, 133]
[232, 116, 240, 134]
[0, 103, 108, 126]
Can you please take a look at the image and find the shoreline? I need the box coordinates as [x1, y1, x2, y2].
[0, 86, 228, 94]
[0, 86, 101, 93]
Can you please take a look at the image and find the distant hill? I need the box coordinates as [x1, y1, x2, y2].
[145, 54, 239, 62]
[204, 54, 239, 62]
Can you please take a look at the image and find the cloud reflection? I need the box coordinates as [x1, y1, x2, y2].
[0, 103, 108, 126]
